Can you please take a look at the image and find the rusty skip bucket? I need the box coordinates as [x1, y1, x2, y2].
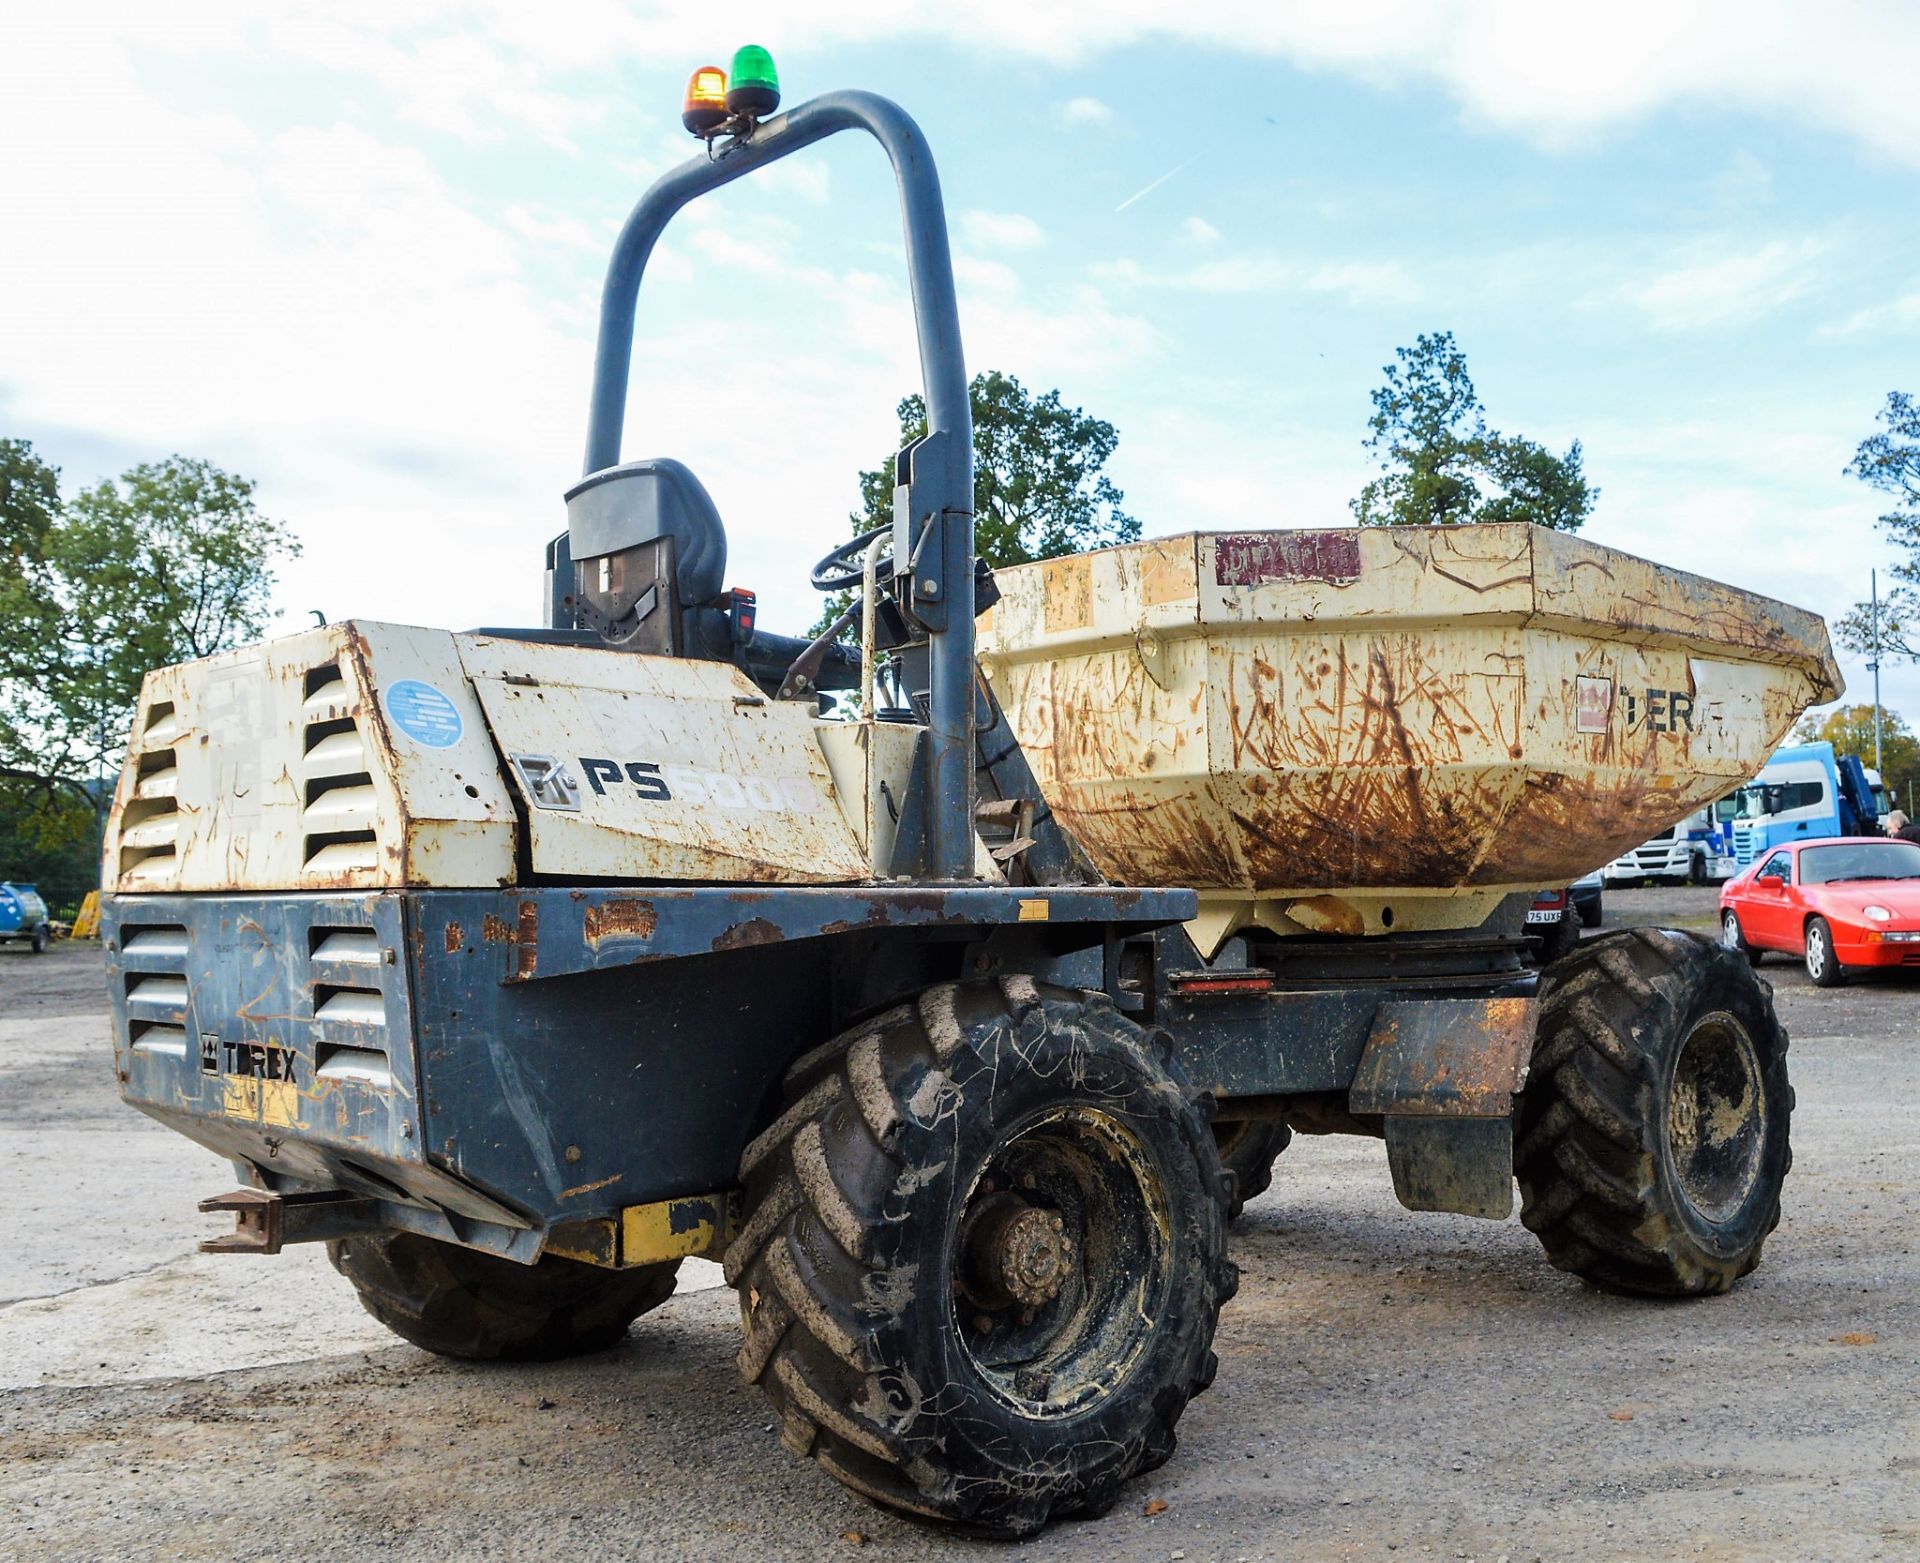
[976, 524, 1841, 953]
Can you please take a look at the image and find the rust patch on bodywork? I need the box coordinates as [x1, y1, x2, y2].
[583, 899, 657, 945]
[515, 899, 538, 980]
[481, 903, 539, 979]
[1349, 996, 1538, 1117]
[713, 917, 783, 952]
[443, 921, 463, 954]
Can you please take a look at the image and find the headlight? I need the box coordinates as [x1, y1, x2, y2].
[1863, 905, 1893, 922]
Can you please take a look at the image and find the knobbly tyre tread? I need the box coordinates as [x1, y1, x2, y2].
[725, 978, 1235, 1538]
[1514, 927, 1793, 1297]
[1212, 1119, 1292, 1219]
[328, 1232, 679, 1361]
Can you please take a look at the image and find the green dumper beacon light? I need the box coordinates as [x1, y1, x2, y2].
[725, 44, 780, 119]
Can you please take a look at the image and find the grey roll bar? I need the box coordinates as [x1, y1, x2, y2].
[581, 90, 977, 882]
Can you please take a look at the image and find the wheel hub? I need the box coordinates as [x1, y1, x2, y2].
[960, 1192, 1073, 1312]
[1668, 1011, 1767, 1223]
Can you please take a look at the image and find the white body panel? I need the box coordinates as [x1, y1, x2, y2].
[104, 621, 970, 893]
[104, 622, 518, 893]
[462, 640, 868, 884]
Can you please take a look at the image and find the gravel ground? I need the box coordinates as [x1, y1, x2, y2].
[2, 889, 1916, 1562]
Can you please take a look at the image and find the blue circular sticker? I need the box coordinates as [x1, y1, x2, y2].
[384, 680, 464, 748]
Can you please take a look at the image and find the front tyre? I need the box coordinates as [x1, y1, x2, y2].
[1515, 928, 1791, 1296]
[725, 979, 1234, 1537]
[328, 1233, 679, 1360]
[30, 926, 49, 954]
[1804, 917, 1845, 987]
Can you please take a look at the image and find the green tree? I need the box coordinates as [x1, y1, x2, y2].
[1793, 702, 1920, 815]
[0, 446, 301, 816]
[1835, 390, 1920, 664]
[1351, 331, 1596, 531]
[0, 778, 99, 918]
[818, 372, 1137, 638]
[850, 370, 1137, 566]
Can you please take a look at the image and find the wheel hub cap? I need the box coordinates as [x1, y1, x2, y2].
[961, 1193, 1073, 1311]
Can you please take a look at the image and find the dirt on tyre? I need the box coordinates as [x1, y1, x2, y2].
[1212, 1118, 1290, 1218]
[1515, 927, 1791, 1297]
[725, 977, 1235, 1537]
[328, 1232, 679, 1360]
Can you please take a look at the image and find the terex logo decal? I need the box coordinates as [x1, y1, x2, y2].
[208, 1035, 301, 1129]
[577, 756, 818, 814]
[581, 758, 672, 801]
[1624, 687, 1696, 734]
[223, 1039, 299, 1083]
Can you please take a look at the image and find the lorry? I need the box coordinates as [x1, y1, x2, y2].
[0, 881, 51, 953]
[1601, 797, 1739, 886]
[100, 65, 1840, 1536]
[1731, 741, 1883, 867]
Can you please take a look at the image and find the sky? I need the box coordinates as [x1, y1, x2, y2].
[4, 2, 1919, 734]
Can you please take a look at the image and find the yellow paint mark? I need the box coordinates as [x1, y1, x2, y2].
[544, 1218, 619, 1267]
[1042, 554, 1092, 633]
[619, 1194, 736, 1265]
[261, 1079, 300, 1129]
[1017, 898, 1050, 922]
[1140, 538, 1196, 607]
[223, 1076, 260, 1120]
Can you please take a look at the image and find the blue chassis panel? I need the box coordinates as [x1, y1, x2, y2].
[105, 884, 1194, 1240]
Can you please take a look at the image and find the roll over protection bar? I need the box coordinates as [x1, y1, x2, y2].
[580, 91, 977, 881]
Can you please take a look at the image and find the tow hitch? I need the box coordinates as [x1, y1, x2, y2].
[197, 1188, 383, 1255]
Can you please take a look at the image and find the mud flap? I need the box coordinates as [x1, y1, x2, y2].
[1349, 995, 1537, 1219]
[1380, 1117, 1515, 1220]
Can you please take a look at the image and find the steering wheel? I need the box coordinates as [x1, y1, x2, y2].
[811, 523, 896, 593]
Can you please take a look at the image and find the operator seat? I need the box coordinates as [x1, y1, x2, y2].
[556, 458, 729, 655]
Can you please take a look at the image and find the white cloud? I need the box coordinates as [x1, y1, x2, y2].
[1182, 216, 1222, 245]
[502, 204, 604, 253]
[953, 255, 1023, 294]
[851, 1, 1920, 169]
[1058, 96, 1115, 126]
[1094, 253, 1422, 308]
[1610, 236, 1830, 333]
[961, 210, 1047, 251]
[1823, 280, 1920, 338]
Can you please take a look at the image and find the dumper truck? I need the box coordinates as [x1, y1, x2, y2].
[101, 66, 1840, 1537]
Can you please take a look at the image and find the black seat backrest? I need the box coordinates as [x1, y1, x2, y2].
[563, 458, 727, 607]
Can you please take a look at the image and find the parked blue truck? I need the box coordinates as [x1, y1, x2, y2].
[1731, 741, 1884, 866]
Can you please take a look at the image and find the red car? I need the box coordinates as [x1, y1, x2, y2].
[1718, 838, 1920, 986]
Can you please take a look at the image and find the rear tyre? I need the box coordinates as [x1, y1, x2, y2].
[328, 1233, 678, 1360]
[1804, 917, 1845, 988]
[1720, 908, 1763, 967]
[1515, 928, 1791, 1296]
[1212, 1119, 1291, 1218]
[1537, 910, 1581, 965]
[30, 926, 49, 954]
[1688, 853, 1708, 886]
[726, 979, 1234, 1537]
